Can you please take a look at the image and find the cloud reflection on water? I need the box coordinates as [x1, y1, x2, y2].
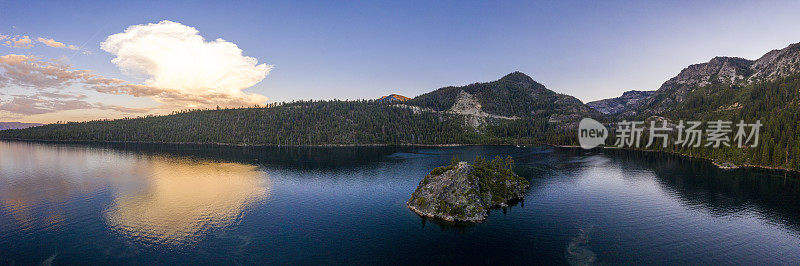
[0, 141, 270, 245]
[103, 157, 270, 245]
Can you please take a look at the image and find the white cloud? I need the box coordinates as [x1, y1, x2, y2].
[36, 37, 68, 49]
[37, 37, 65, 48]
[0, 54, 267, 116]
[2, 34, 84, 52]
[1, 22, 271, 120]
[101, 20, 271, 103]
[2, 35, 33, 49]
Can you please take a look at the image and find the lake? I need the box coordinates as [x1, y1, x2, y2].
[1, 140, 799, 265]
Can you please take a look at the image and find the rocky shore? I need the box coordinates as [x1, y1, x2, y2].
[407, 157, 529, 223]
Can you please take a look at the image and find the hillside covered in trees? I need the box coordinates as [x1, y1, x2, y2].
[623, 73, 800, 171]
[0, 73, 581, 146]
[3, 42, 800, 172]
[409, 72, 594, 119]
[608, 42, 800, 171]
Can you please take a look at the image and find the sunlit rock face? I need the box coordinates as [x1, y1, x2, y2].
[104, 158, 270, 245]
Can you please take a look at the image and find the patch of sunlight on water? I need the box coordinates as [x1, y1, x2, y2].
[0, 141, 271, 246]
[103, 156, 271, 245]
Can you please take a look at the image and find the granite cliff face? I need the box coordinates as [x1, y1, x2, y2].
[586, 90, 655, 115]
[629, 42, 800, 116]
[446, 90, 517, 129]
[407, 160, 529, 223]
[749, 42, 800, 82]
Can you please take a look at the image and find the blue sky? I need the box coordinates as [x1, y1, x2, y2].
[2, 0, 800, 122]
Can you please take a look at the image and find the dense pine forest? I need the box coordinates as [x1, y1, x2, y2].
[0, 72, 581, 146]
[627, 74, 800, 171]
[0, 100, 573, 146]
[1, 71, 800, 171]
[408, 72, 592, 118]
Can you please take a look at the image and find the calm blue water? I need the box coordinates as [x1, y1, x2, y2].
[1, 140, 799, 265]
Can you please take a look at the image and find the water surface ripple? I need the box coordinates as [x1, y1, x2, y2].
[0, 141, 799, 264]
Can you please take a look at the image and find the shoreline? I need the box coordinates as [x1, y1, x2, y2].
[0, 138, 524, 148]
[546, 144, 800, 175]
[3, 138, 797, 175]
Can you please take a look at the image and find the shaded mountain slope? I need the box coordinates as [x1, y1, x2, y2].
[408, 72, 598, 122]
[586, 90, 655, 114]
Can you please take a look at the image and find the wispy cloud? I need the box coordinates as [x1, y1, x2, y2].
[1, 35, 34, 49]
[35, 37, 81, 51]
[0, 92, 146, 116]
[0, 54, 92, 88]
[1, 34, 87, 54]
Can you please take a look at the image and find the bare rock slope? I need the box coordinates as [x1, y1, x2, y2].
[630, 42, 800, 116]
[586, 90, 655, 115]
[407, 160, 529, 223]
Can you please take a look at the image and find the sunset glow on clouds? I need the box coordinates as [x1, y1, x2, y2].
[36, 37, 80, 50]
[101, 21, 272, 101]
[1, 35, 34, 49]
[0, 21, 272, 123]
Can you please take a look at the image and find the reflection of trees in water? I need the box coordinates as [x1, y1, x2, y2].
[12, 141, 567, 176]
[57, 141, 413, 170]
[601, 149, 800, 232]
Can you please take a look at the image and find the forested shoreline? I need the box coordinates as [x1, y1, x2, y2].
[2, 72, 799, 172]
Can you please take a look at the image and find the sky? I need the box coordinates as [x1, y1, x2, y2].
[2, 0, 800, 123]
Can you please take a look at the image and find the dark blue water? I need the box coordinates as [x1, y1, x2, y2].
[1, 141, 799, 265]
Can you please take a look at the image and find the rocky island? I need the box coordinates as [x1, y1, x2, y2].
[407, 156, 530, 223]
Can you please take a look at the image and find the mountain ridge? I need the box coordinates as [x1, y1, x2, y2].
[3, 41, 800, 171]
[0, 72, 583, 146]
[377, 94, 410, 103]
[586, 90, 655, 115]
[409, 71, 598, 123]
[0, 122, 44, 130]
[628, 42, 800, 116]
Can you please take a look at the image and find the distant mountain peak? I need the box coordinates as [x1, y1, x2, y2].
[621, 90, 652, 97]
[0, 122, 44, 130]
[498, 71, 535, 83]
[410, 72, 597, 124]
[628, 41, 800, 116]
[377, 94, 410, 103]
[587, 90, 655, 115]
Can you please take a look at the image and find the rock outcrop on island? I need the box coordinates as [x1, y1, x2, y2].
[407, 157, 529, 223]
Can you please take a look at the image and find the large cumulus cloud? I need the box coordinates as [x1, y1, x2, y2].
[1, 21, 273, 119]
[101, 20, 271, 103]
[0, 54, 265, 117]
